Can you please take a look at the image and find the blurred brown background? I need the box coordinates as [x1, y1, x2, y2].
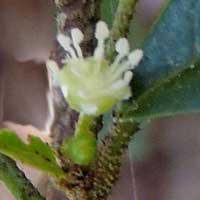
[0, 0, 55, 130]
[1, 0, 200, 200]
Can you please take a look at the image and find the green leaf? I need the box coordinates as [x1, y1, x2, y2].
[0, 154, 45, 200]
[134, 0, 200, 96]
[0, 129, 64, 177]
[123, 61, 200, 120]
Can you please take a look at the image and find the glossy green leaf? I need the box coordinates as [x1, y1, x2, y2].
[134, 0, 200, 95]
[123, 61, 200, 120]
[0, 129, 64, 177]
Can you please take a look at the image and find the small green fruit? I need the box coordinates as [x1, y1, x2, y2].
[61, 132, 97, 166]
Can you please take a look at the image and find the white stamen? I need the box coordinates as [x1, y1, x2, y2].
[108, 64, 129, 83]
[94, 21, 109, 59]
[95, 21, 109, 40]
[115, 38, 130, 56]
[94, 40, 105, 59]
[111, 38, 130, 69]
[81, 104, 98, 115]
[57, 33, 77, 58]
[57, 21, 138, 116]
[124, 71, 133, 83]
[57, 33, 71, 49]
[71, 28, 84, 44]
[110, 79, 128, 90]
[71, 28, 84, 58]
[128, 49, 143, 68]
[61, 86, 68, 98]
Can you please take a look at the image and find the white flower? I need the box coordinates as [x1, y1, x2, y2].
[51, 21, 143, 116]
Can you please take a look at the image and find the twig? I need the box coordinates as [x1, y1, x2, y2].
[48, 1, 101, 199]
[90, 0, 140, 198]
[0, 154, 45, 200]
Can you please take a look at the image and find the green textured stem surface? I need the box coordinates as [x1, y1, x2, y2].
[0, 154, 45, 200]
[90, 121, 138, 199]
[106, 0, 139, 60]
[61, 113, 97, 166]
[91, 0, 140, 198]
[75, 114, 94, 136]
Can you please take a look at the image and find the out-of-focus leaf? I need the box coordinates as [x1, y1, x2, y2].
[129, 121, 154, 161]
[133, 0, 200, 96]
[100, 0, 118, 27]
[0, 154, 45, 200]
[0, 129, 64, 177]
[123, 61, 200, 120]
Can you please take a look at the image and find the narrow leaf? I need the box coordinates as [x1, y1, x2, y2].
[0, 129, 64, 177]
[0, 154, 45, 200]
[101, 0, 118, 26]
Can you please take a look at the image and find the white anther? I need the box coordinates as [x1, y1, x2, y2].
[94, 21, 109, 59]
[71, 28, 84, 44]
[128, 49, 143, 68]
[95, 21, 109, 40]
[115, 38, 130, 56]
[113, 38, 130, 65]
[71, 28, 84, 58]
[57, 33, 77, 58]
[57, 33, 71, 49]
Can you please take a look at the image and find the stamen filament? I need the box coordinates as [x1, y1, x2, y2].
[57, 33, 77, 59]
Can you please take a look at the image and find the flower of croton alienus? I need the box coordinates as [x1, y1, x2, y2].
[48, 21, 143, 116]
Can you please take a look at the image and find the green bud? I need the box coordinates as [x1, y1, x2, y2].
[61, 132, 97, 166]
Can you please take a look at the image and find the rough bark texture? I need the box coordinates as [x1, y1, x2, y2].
[48, 1, 101, 199]
[50, 0, 100, 149]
